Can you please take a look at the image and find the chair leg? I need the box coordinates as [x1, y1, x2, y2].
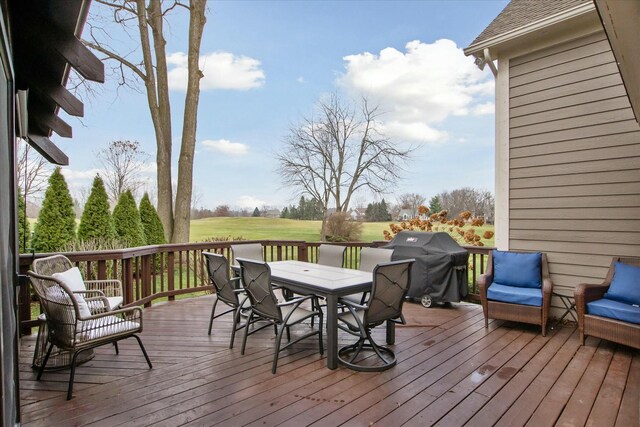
[348, 338, 366, 364]
[229, 307, 241, 349]
[272, 323, 287, 374]
[318, 311, 324, 355]
[241, 312, 253, 355]
[114, 341, 119, 354]
[366, 329, 389, 363]
[37, 343, 54, 380]
[208, 298, 219, 335]
[132, 335, 153, 369]
[286, 326, 291, 342]
[67, 350, 82, 400]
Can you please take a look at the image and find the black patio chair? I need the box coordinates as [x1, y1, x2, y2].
[203, 252, 251, 349]
[342, 247, 394, 305]
[337, 258, 414, 371]
[237, 258, 324, 373]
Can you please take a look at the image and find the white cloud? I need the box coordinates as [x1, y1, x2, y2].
[382, 121, 449, 144]
[138, 162, 157, 175]
[473, 102, 495, 115]
[338, 39, 494, 144]
[201, 139, 249, 156]
[296, 76, 306, 84]
[60, 167, 102, 182]
[236, 195, 266, 209]
[167, 51, 265, 91]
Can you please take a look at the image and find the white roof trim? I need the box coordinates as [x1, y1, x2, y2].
[464, 2, 595, 56]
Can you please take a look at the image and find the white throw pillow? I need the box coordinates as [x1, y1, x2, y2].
[52, 267, 92, 318]
[52, 267, 86, 292]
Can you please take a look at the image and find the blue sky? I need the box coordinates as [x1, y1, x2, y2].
[55, 1, 506, 211]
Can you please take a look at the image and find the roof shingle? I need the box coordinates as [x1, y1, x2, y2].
[468, 0, 591, 48]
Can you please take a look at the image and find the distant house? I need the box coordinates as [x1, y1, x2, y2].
[263, 209, 281, 218]
[397, 209, 414, 221]
[348, 208, 367, 221]
[464, 0, 640, 289]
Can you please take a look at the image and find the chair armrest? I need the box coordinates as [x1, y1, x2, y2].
[85, 279, 123, 297]
[477, 273, 493, 298]
[574, 283, 608, 319]
[542, 278, 553, 295]
[277, 294, 314, 307]
[75, 289, 106, 298]
[230, 277, 241, 289]
[337, 298, 367, 311]
[79, 305, 143, 322]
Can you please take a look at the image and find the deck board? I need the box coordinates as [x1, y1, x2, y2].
[18, 295, 638, 426]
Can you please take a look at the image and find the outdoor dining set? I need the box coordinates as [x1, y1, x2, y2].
[25, 234, 640, 401]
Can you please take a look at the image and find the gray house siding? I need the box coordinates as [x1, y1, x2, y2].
[508, 31, 640, 292]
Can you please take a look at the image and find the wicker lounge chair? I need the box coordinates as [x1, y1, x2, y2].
[478, 250, 553, 336]
[28, 270, 151, 400]
[337, 259, 414, 371]
[237, 258, 324, 374]
[203, 252, 251, 348]
[574, 257, 640, 349]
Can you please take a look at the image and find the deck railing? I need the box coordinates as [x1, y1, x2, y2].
[18, 240, 492, 335]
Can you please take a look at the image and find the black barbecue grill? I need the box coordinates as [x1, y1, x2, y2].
[384, 231, 469, 307]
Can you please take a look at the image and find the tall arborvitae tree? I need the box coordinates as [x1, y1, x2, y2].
[112, 190, 146, 247]
[139, 193, 166, 245]
[429, 195, 443, 215]
[32, 168, 76, 252]
[78, 175, 116, 243]
[17, 189, 29, 252]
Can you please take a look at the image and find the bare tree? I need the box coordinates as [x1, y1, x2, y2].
[277, 94, 412, 239]
[439, 187, 494, 221]
[396, 193, 426, 217]
[84, 0, 206, 242]
[98, 140, 148, 204]
[16, 138, 51, 202]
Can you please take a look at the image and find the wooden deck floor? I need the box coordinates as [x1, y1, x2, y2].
[19, 296, 639, 426]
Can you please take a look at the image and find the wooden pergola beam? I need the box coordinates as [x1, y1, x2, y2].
[29, 103, 72, 138]
[19, 64, 84, 116]
[19, 10, 105, 83]
[27, 134, 69, 166]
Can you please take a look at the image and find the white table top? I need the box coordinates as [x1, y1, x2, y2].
[268, 260, 372, 294]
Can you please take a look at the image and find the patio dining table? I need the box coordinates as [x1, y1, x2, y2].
[265, 260, 396, 369]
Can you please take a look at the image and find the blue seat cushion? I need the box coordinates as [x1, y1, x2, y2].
[487, 282, 542, 307]
[587, 298, 640, 325]
[493, 250, 542, 289]
[604, 262, 640, 306]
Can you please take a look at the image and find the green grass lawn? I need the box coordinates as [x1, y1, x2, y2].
[190, 217, 494, 246]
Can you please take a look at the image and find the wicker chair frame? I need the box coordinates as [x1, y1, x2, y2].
[574, 257, 640, 350]
[28, 270, 151, 400]
[478, 251, 553, 336]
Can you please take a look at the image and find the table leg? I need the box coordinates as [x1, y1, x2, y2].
[386, 319, 395, 345]
[326, 294, 338, 369]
